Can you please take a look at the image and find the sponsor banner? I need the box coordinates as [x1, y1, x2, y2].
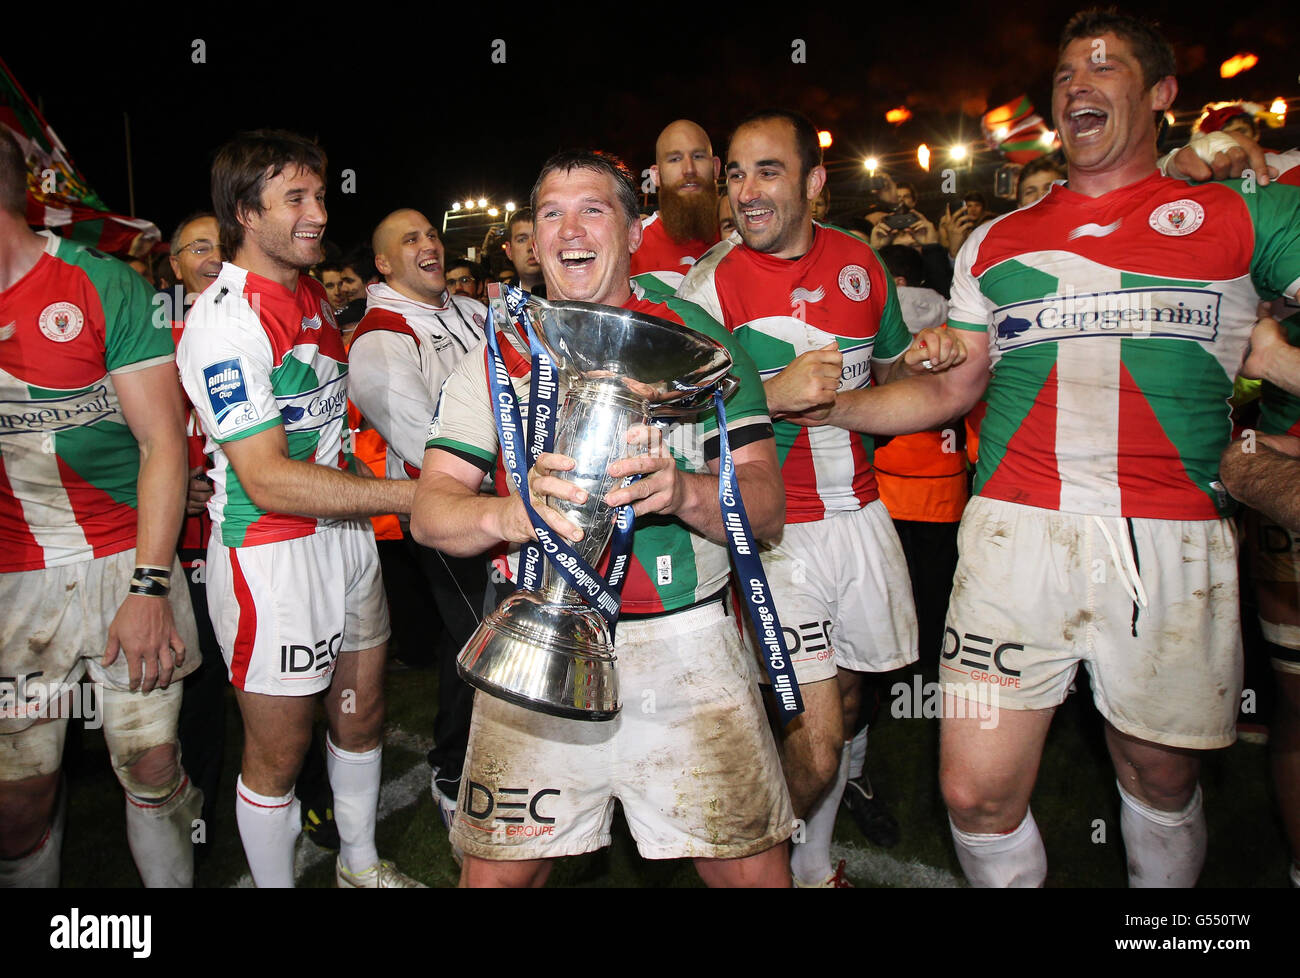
[992, 287, 1222, 350]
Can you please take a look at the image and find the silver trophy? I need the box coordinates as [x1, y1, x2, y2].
[456, 285, 735, 720]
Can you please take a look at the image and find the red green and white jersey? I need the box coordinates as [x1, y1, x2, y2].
[948, 172, 1300, 519]
[1259, 150, 1300, 437]
[677, 224, 910, 523]
[0, 232, 172, 572]
[177, 262, 349, 548]
[628, 211, 717, 294]
[426, 286, 772, 616]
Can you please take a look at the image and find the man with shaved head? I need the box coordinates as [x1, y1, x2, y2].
[630, 119, 721, 293]
[348, 208, 487, 825]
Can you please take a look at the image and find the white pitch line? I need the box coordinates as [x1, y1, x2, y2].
[829, 841, 965, 888]
[232, 727, 433, 888]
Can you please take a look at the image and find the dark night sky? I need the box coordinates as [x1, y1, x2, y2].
[4, 2, 1295, 252]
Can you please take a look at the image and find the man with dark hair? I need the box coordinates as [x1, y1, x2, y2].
[177, 129, 423, 887]
[630, 120, 721, 292]
[414, 149, 793, 887]
[1016, 155, 1066, 208]
[679, 110, 942, 885]
[315, 260, 345, 313]
[446, 257, 484, 300]
[0, 128, 202, 887]
[337, 246, 377, 337]
[805, 7, 1300, 888]
[502, 208, 544, 295]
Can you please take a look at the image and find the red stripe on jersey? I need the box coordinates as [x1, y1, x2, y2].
[0, 452, 45, 571]
[1116, 362, 1219, 519]
[236, 510, 319, 547]
[848, 432, 880, 508]
[228, 549, 257, 690]
[604, 550, 666, 616]
[978, 366, 1063, 510]
[782, 426, 828, 523]
[55, 455, 136, 559]
[350, 308, 422, 350]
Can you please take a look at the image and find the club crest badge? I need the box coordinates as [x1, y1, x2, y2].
[38, 302, 85, 342]
[838, 265, 871, 302]
[1148, 199, 1205, 237]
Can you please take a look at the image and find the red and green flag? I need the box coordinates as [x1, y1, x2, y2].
[0, 56, 161, 258]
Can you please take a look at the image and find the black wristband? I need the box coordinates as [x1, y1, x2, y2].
[129, 566, 171, 597]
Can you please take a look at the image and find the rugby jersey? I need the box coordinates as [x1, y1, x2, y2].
[677, 224, 911, 523]
[948, 171, 1300, 518]
[427, 287, 771, 616]
[0, 232, 173, 571]
[178, 262, 349, 547]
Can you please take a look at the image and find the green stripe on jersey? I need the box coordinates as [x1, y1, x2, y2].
[973, 343, 1057, 495]
[976, 258, 1061, 310]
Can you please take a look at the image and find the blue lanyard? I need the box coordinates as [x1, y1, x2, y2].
[714, 389, 805, 724]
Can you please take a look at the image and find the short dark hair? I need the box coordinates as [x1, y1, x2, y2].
[211, 129, 327, 259]
[731, 109, 823, 182]
[315, 260, 342, 276]
[341, 245, 376, 281]
[963, 190, 988, 207]
[506, 207, 533, 239]
[446, 257, 482, 278]
[529, 150, 639, 227]
[0, 128, 27, 216]
[169, 210, 217, 255]
[895, 181, 916, 197]
[1059, 7, 1176, 91]
[1016, 156, 1067, 203]
[878, 244, 924, 288]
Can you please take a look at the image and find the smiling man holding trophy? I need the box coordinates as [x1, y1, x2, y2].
[411, 150, 796, 887]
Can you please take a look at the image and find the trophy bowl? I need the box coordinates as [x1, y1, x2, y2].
[456, 287, 734, 720]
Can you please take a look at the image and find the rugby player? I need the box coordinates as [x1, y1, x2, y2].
[630, 119, 721, 293]
[677, 110, 948, 886]
[0, 128, 201, 887]
[804, 9, 1300, 886]
[411, 149, 793, 887]
[177, 129, 421, 887]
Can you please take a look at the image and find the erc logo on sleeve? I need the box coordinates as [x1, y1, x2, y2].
[991, 287, 1222, 350]
[203, 357, 260, 434]
[38, 302, 85, 343]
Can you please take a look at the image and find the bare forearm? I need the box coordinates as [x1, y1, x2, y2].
[674, 465, 785, 543]
[1259, 343, 1300, 397]
[828, 376, 967, 436]
[134, 430, 187, 567]
[1221, 442, 1300, 531]
[411, 471, 512, 556]
[249, 457, 416, 519]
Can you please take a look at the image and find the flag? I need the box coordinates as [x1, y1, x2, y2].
[982, 95, 1057, 164]
[0, 56, 161, 258]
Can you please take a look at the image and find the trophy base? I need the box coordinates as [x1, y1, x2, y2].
[456, 590, 620, 721]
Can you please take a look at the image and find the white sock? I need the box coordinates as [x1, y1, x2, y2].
[950, 808, 1047, 887]
[791, 741, 850, 885]
[326, 736, 381, 874]
[125, 775, 202, 887]
[847, 726, 868, 781]
[235, 775, 300, 888]
[0, 780, 65, 888]
[1118, 781, 1206, 888]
